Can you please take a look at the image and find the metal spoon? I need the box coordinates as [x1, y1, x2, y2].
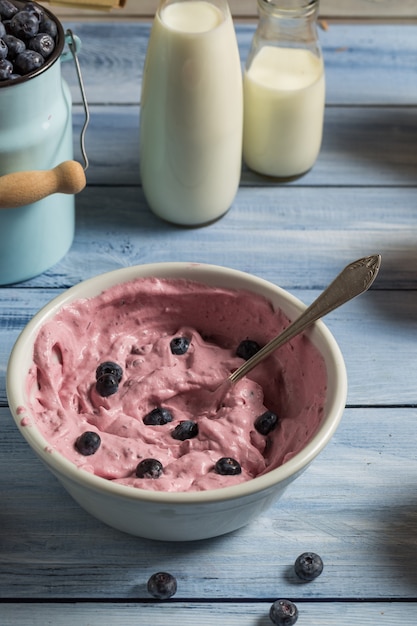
[201, 254, 381, 414]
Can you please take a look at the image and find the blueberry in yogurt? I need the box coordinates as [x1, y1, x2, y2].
[215, 457, 242, 475]
[255, 410, 279, 435]
[96, 361, 123, 383]
[96, 373, 120, 397]
[236, 338, 261, 360]
[143, 407, 173, 426]
[95, 361, 123, 397]
[75, 431, 101, 456]
[171, 420, 199, 441]
[136, 458, 163, 479]
[170, 336, 190, 355]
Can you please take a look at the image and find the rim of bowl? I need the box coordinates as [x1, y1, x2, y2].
[7, 262, 348, 505]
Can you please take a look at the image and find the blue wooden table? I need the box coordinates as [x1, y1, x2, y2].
[1, 19, 417, 625]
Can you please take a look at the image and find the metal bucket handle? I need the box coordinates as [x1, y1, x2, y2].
[0, 29, 90, 210]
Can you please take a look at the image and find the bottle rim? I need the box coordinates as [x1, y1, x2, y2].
[259, 0, 319, 16]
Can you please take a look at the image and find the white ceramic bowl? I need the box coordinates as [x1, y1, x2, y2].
[7, 263, 347, 541]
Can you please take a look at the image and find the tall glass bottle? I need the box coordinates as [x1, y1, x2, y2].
[139, 0, 243, 226]
[243, 0, 325, 178]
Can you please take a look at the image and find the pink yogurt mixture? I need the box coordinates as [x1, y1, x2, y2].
[25, 277, 327, 492]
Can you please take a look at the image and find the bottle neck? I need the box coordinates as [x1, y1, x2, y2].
[253, 0, 321, 54]
[257, 0, 319, 18]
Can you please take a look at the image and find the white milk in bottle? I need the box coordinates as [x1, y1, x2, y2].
[243, 0, 325, 179]
[139, 0, 243, 226]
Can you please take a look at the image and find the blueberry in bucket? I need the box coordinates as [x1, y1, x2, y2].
[3, 34, 26, 59]
[10, 10, 39, 39]
[0, 0, 18, 20]
[0, 38, 7, 59]
[39, 14, 57, 38]
[14, 49, 44, 75]
[28, 33, 55, 58]
[0, 1, 61, 81]
[0, 58, 12, 80]
[24, 1, 44, 21]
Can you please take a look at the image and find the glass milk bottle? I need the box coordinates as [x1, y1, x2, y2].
[243, 0, 325, 178]
[139, 0, 243, 226]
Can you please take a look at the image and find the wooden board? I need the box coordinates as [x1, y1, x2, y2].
[40, 0, 417, 20]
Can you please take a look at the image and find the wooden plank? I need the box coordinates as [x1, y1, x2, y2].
[1, 407, 417, 599]
[61, 23, 417, 106]
[3, 184, 417, 292]
[69, 105, 417, 185]
[40, 0, 417, 20]
[0, 602, 416, 625]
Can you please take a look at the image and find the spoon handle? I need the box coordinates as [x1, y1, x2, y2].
[229, 254, 381, 384]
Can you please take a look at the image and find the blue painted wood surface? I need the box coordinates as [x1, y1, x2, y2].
[1, 20, 417, 625]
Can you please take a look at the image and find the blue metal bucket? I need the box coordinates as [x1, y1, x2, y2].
[0, 5, 86, 285]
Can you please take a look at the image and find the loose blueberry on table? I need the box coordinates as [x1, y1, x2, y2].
[269, 599, 298, 626]
[147, 572, 177, 600]
[294, 552, 324, 581]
